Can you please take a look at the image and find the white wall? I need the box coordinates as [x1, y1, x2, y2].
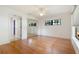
[22, 16, 27, 39]
[37, 14, 71, 39]
[0, 6, 27, 45]
[71, 5, 79, 53]
[72, 6, 79, 26]
[77, 27, 79, 32]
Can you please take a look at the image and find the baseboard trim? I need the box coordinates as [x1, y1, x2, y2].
[0, 41, 10, 45]
[35, 35, 70, 40]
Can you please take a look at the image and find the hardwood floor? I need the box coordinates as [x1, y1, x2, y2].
[0, 36, 75, 54]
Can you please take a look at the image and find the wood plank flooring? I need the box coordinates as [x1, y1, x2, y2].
[0, 36, 75, 54]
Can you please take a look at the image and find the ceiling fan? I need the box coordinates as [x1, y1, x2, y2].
[38, 7, 47, 16]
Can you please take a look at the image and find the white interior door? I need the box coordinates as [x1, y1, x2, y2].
[11, 16, 22, 41]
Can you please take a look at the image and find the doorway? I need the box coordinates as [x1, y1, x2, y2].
[10, 15, 22, 42]
[27, 18, 38, 38]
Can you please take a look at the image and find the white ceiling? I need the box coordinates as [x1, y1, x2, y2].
[6, 5, 74, 18]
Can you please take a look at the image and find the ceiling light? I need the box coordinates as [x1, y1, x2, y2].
[39, 7, 47, 16]
[40, 13, 43, 16]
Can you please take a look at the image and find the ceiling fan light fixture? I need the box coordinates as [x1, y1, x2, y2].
[38, 7, 47, 16]
[40, 13, 44, 16]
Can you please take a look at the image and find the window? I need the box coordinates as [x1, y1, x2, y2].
[45, 19, 61, 26]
